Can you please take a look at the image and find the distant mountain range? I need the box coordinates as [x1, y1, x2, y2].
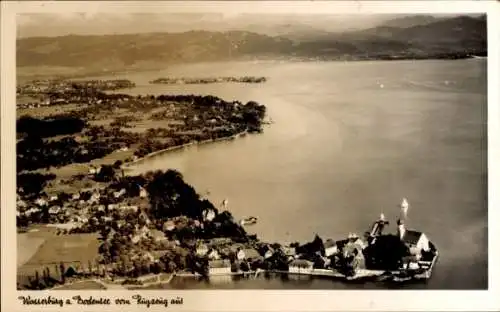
[17, 15, 486, 72]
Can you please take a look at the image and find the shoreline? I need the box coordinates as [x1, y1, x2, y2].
[48, 264, 437, 290]
[16, 56, 485, 82]
[122, 130, 248, 169]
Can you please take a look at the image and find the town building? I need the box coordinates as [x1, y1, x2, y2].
[208, 249, 221, 260]
[323, 239, 338, 257]
[203, 208, 216, 222]
[397, 219, 430, 252]
[139, 187, 148, 198]
[163, 220, 176, 232]
[208, 259, 231, 275]
[288, 259, 314, 274]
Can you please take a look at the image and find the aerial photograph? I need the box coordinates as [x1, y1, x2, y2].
[15, 11, 487, 290]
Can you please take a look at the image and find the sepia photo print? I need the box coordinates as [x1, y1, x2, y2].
[2, 2, 497, 309]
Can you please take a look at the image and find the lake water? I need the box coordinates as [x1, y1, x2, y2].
[95, 59, 487, 289]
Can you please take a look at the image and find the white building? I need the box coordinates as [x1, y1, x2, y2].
[48, 206, 61, 214]
[35, 198, 48, 206]
[119, 205, 138, 212]
[397, 219, 430, 252]
[264, 250, 274, 259]
[323, 239, 338, 257]
[24, 207, 41, 216]
[236, 249, 246, 261]
[139, 187, 148, 198]
[208, 259, 231, 275]
[203, 208, 216, 222]
[114, 188, 126, 198]
[163, 220, 176, 232]
[208, 249, 221, 260]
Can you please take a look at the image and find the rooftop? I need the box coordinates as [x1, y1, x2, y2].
[209, 259, 231, 269]
[402, 230, 423, 245]
[290, 259, 313, 268]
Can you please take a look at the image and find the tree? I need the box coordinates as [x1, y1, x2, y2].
[363, 234, 409, 270]
[88, 260, 93, 275]
[146, 169, 204, 219]
[113, 160, 123, 169]
[34, 270, 41, 289]
[95, 165, 116, 182]
[59, 262, 66, 283]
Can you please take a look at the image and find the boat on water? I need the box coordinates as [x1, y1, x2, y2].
[240, 216, 258, 226]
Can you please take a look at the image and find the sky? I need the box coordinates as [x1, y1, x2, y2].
[16, 13, 422, 38]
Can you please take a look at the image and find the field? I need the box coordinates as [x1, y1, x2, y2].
[17, 103, 88, 119]
[17, 233, 46, 268]
[17, 227, 100, 281]
[53, 280, 106, 290]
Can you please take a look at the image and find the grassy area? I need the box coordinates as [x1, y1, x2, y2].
[18, 229, 100, 279]
[53, 280, 106, 290]
[126, 120, 172, 134]
[17, 103, 87, 119]
[17, 233, 46, 268]
[89, 147, 137, 166]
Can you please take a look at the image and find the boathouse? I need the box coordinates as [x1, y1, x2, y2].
[288, 259, 314, 274]
[208, 259, 231, 275]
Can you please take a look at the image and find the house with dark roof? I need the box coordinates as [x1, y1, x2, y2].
[402, 230, 430, 252]
[397, 219, 430, 253]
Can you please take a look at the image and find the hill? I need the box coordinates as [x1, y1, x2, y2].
[17, 15, 486, 73]
[377, 15, 440, 29]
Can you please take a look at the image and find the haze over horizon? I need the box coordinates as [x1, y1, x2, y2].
[17, 13, 462, 38]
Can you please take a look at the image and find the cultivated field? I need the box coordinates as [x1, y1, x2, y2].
[18, 227, 100, 279]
